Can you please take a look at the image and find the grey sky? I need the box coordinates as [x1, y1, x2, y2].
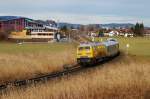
[0, 0, 149, 26]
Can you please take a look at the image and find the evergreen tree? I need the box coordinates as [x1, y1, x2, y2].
[139, 23, 144, 36]
[132, 22, 144, 36]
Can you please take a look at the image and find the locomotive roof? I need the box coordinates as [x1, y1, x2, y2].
[79, 42, 102, 47]
[79, 39, 119, 47]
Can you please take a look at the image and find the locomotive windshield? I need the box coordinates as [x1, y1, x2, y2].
[78, 46, 90, 51]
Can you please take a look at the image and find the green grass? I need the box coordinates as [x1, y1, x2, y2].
[0, 42, 77, 83]
[0, 37, 150, 56]
[118, 37, 150, 56]
[0, 42, 77, 54]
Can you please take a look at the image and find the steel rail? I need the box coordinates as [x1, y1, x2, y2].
[0, 64, 81, 91]
[0, 53, 120, 92]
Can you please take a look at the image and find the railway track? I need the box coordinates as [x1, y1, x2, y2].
[0, 64, 82, 91]
[0, 53, 120, 92]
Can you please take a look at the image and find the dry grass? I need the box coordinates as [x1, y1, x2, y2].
[0, 43, 76, 83]
[0, 38, 150, 99]
[1, 55, 150, 99]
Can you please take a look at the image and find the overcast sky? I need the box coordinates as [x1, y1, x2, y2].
[0, 0, 149, 26]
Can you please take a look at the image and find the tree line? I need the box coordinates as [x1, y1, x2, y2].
[131, 22, 145, 36]
[60, 22, 146, 37]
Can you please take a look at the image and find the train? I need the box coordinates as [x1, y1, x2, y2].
[77, 38, 120, 65]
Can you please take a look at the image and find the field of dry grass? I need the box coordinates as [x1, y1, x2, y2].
[0, 37, 150, 99]
[0, 43, 76, 83]
[1, 55, 150, 99]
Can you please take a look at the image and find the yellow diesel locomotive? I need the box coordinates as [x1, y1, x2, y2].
[77, 38, 119, 65]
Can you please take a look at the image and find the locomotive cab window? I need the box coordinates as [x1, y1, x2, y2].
[78, 47, 84, 51]
[85, 47, 90, 51]
[78, 46, 90, 51]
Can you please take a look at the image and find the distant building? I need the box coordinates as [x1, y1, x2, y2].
[144, 29, 150, 37]
[0, 16, 59, 42]
[108, 31, 119, 37]
[0, 16, 43, 33]
[9, 27, 58, 42]
[103, 28, 134, 37]
[35, 20, 57, 28]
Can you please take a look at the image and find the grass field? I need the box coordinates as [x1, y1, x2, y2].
[96, 37, 150, 56]
[117, 37, 150, 56]
[0, 42, 76, 83]
[0, 37, 150, 99]
[1, 54, 150, 99]
[0, 42, 76, 53]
